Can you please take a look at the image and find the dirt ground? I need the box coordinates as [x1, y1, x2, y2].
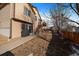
[1, 31, 74, 56]
[10, 31, 52, 56]
[10, 36, 49, 56]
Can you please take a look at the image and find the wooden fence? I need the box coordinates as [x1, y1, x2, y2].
[62, 31, 79, 44]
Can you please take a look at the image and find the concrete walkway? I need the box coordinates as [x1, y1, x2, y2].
[0, 35, 36, 55]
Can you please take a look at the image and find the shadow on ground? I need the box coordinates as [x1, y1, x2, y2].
[0, 51, 14, 56]
[46, 32, 73, 56]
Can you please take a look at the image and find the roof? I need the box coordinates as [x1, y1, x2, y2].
[31, 5, 42, 20]
[28, 3, 36, 14]
[28, 3, 42, 21]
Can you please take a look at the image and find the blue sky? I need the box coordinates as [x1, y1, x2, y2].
[32, 3, 79, 26]
[32, 3, 57, 16]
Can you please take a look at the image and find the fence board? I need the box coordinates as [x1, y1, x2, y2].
[62, 31, 79, 44]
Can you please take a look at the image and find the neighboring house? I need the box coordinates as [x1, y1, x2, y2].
[0, 3, 41, 39]
[39, 21, 48, 32]
[75, 27, 79, 32]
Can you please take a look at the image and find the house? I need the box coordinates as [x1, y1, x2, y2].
[32, 6, 42, 34]
[0, 3, 41, 39]
[75, 27, 79, 32]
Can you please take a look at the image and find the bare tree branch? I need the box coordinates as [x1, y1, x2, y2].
[68, 18, 79, 25]
[70, 4, 79, 16]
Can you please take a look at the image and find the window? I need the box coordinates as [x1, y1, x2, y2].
[28, 10, 31, 16]
[35, 16, 37, 20]
[24, 7, 31, 16]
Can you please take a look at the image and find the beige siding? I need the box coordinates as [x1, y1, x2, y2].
[15, 3, 24, 20]
[10, 4, 15, 18]
[14, 3, 33, 23]
[32, 8, 41, 33]
[11, 3, 35, 38]
[0, 3, 37, 39]
[12, 20, 21, 39]
[0, 4, 10, 37]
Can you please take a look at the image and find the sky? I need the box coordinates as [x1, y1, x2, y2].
[32, 3, 79, 27]
[32, 3, 57, 18]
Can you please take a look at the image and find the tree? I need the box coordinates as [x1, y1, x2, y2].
[42, 3, 79, 34]
[76, 4, 79, 13]
[45, 4, 73, 56]
[48, 4, 71, 33]
[70, 3, 79, 16]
